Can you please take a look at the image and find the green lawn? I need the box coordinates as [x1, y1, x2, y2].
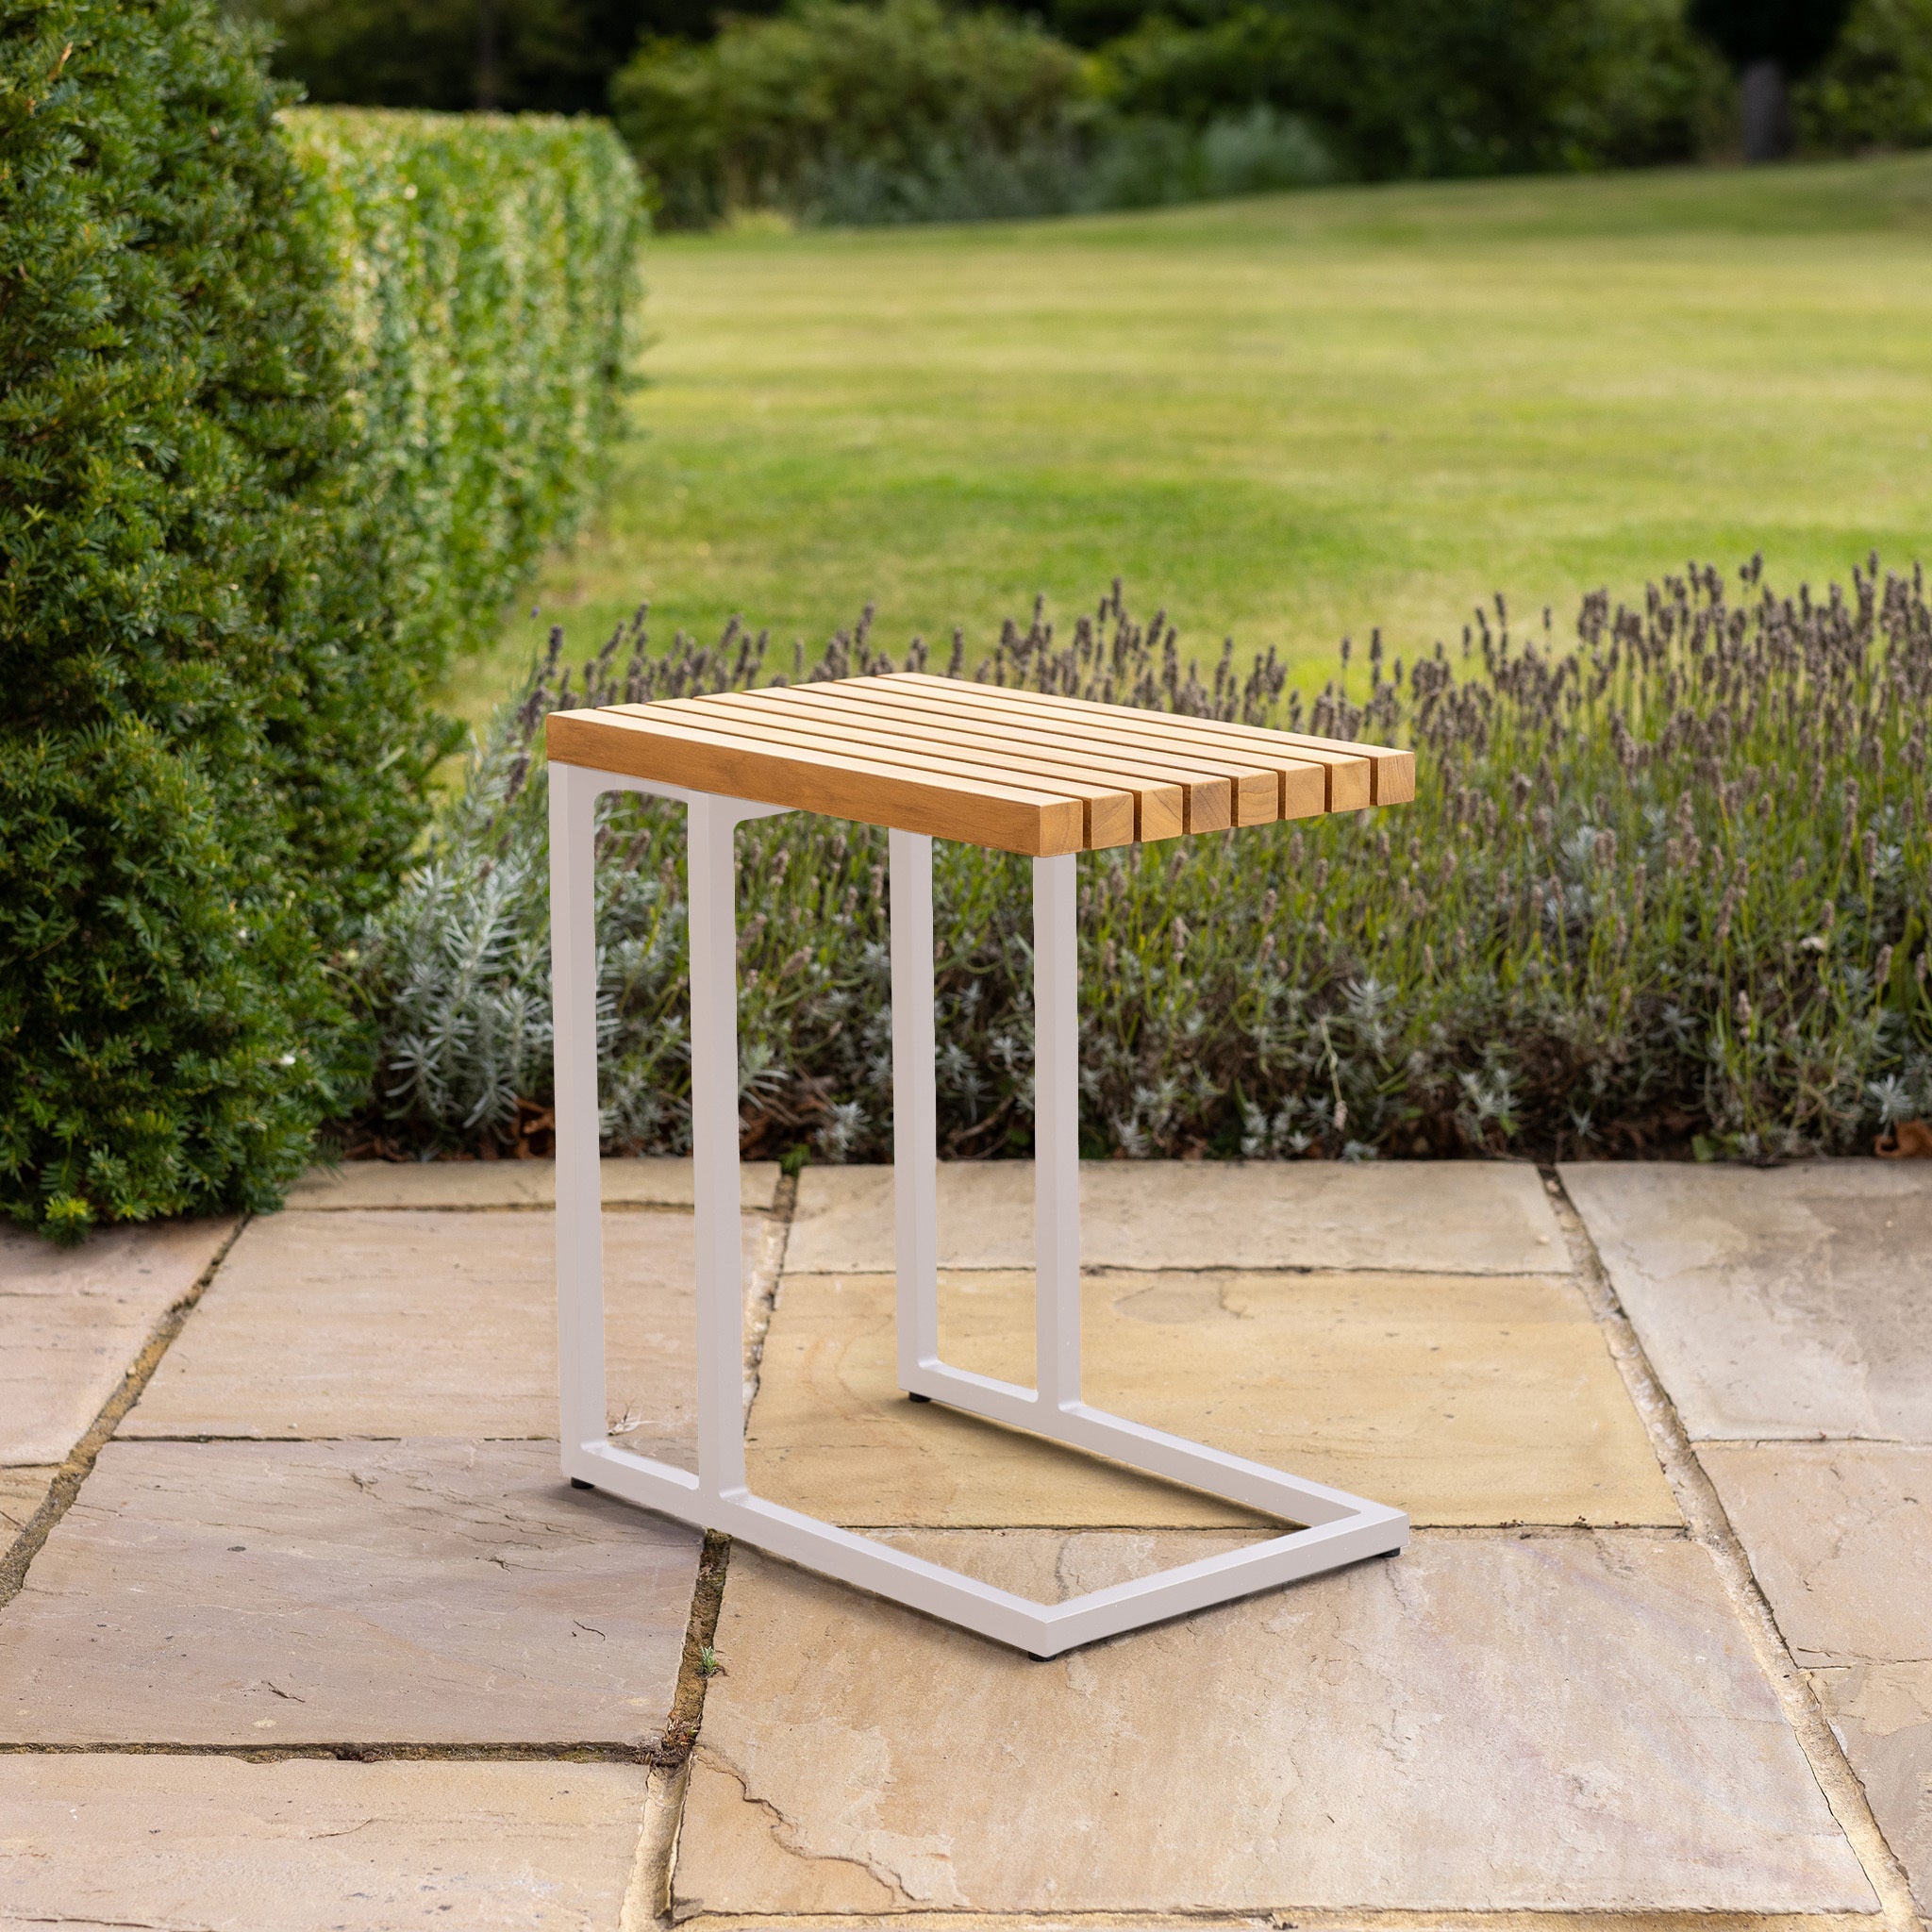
[458, 153, 1932, 725]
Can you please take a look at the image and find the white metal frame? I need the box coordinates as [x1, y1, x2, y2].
[550, 759, 1407, 1657]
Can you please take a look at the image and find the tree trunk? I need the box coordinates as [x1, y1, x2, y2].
[1740, 58, 1790, 162]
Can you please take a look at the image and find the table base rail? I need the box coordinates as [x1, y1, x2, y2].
[565, 1415, 1405, 1657]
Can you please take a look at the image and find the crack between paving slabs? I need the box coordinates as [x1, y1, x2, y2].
[669, 1912, 1893, 1932]
[630, 1167, 799, 1922]
[0, 1216, 249, 1608]
[287, 1196, 719, 1216]
[1541, 1164, 1924, 1932]
[947, 1265, 1575, 1279]
[0, 1740, 672, 1763]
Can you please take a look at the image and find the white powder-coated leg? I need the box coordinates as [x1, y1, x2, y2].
[688, 795, 749, 1500]
[550, 762, 606, 1459]
[1032, 852, 1081, 1411]
[890, 829, 939, 1387]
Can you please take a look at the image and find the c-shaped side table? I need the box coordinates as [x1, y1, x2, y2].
[545, 672, 1416, 1657]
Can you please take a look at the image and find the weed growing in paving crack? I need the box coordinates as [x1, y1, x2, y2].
[345, 558, 1930, 1164]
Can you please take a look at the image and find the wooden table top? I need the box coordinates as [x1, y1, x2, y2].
[545, 672, 1413, 856]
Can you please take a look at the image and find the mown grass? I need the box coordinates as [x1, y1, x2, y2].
[457, 153, 1932, 726]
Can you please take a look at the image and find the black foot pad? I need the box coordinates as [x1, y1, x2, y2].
[1028, 1653, 1054, 1662]
[570, 1478, 594, 1491]
[907, 1391, 932, 1403]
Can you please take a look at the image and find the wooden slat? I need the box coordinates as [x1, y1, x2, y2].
[545, 708, 1085, 856]
[1275, 732, 1415, 805]
[722, 684, 1213, 838]
[781, 679, 1276, 832]
[887, 674, 1389, 813]
[656, 693, 1141, 847]
[798, 679, 1271, 829]
[701, 688, 1179, 842]
[872, 673, 1338, 815]
[887, 673, 1366, 813]
[815, 675, 1283, 824]
[1030, 679, 1409, 809]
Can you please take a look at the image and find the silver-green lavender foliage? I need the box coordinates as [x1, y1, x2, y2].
[356, 559, 1931, 1162]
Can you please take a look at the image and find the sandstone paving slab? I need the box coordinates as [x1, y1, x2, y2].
[0, 1218, 235, 1466]
[1701, 1443, 1932, 1669]
[788, 1159, 1567, 1275]
[0, 1467, 55, 1550]
[1701, 1442, 1932, 1914]
[673, 1527, 1874, 1917]
[1807, 1663, 1932, 1921]
[0, 1753, 647, 1931]
[0, 1439, 700, 1745]
[122, 1208, 778, 1454]
[746, 1268, 1675, 1527]
[286, 1155, 782, 1211]
[1559, 1162, 1932, 1441]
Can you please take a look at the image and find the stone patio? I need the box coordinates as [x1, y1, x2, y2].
[1, 1157, 1926, 1929]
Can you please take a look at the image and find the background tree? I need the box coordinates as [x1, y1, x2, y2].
[1101, 0, 1723, 180]
[1689, 0, 1856, 156]
[231, 0, 761, 111]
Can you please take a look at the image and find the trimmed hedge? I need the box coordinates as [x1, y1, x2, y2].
[0, 7, 644, 1241]
[1, 0, 350, 1241]
[285, 108, 644, 696]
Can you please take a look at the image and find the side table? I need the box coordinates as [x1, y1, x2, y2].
[545, 671, 1416, 1656]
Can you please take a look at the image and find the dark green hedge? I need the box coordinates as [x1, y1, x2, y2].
[1, 0, 349, 1241]
[0, 2, 643, 1240]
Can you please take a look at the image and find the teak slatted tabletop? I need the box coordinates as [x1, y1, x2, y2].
[544, 672, 1416, 1657]
[544, 671, 1414, 853]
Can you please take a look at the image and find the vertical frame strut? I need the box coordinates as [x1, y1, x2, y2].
[1031, 852, 1082, 1412]
[889, 829, 940, 1390]
[549, 761, 606, 1457]
[689, 795, 750, 1499]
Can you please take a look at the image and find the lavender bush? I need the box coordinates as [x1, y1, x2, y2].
[348, 558, 1930, 1164]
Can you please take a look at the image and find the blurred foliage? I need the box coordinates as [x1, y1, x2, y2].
[351, 559, 1930, 1168]
[613, 0, 1095, 226]
[246, 0, 1932, 225]
[1794, 0, 1932, 148]
[791, 106, 1332, 226]
[234, 0, 723, 112]
[1098, 0, 1732, 179]
[612, 0, 1740, 225]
